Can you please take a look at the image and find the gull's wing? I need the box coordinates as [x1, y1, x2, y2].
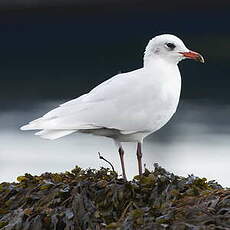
[21, 67, 160, 133]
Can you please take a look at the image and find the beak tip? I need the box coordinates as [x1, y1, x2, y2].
[199, 55, 205, 63]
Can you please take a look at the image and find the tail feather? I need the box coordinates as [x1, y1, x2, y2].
[35, 130, 76, 140]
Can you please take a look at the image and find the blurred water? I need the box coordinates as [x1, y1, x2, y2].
[0, 100, 230, 187]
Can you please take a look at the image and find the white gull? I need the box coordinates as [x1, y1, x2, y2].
[21, 34, 204, 180]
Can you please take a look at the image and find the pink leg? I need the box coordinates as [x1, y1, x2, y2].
[118, 146, 127, 181]
[136, 142, 143, 176]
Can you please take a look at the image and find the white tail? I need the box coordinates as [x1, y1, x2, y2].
[35, 130, 76, 140]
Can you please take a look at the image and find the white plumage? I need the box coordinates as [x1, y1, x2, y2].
[21, 34, 204, 179]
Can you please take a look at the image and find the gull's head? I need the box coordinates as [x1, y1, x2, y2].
[144, 34, 204, 66]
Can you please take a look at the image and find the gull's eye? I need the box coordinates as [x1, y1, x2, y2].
[165, 43, 176, 50]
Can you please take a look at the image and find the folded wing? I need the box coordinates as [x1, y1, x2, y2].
[21, 68, 157, 139]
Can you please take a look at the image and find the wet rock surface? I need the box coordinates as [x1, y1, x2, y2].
[0, 164, 229, 230]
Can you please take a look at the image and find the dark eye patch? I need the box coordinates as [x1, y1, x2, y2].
[166, 43, 176, 50]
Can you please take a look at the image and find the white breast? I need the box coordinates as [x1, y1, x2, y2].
[143, 60, 181, 133]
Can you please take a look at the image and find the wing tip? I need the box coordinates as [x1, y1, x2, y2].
[20, 125, 30, 130]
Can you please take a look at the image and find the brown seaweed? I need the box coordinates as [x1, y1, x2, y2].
[0, 164, 229, 230]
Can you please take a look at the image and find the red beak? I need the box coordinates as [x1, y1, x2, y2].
[179, 51, 204, 63]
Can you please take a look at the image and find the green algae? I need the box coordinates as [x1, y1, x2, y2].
[0, 221, 8, 229]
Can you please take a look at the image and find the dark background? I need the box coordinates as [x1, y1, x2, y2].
[0, 0, 230, 111]
[1, 1, 230, 186]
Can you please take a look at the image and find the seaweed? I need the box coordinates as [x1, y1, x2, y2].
[0, 164, 229, 229]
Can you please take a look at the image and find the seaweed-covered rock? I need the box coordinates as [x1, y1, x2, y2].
[0, 164, 229, 230]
